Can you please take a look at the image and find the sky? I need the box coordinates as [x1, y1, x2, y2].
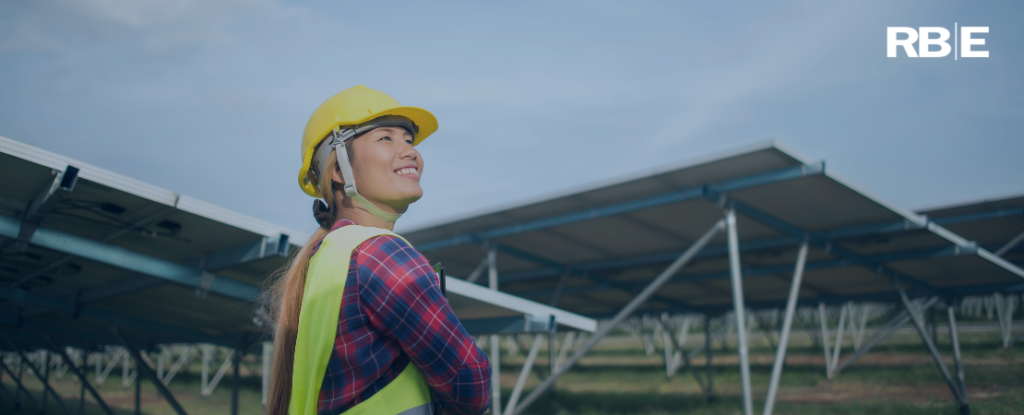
[1, 0, 1022, 236]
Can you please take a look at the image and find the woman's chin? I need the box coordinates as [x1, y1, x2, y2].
[376, 194, 422, 214]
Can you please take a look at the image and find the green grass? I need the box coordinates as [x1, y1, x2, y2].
[2, 326, 1021, 415]
[1, 361, 267, 415]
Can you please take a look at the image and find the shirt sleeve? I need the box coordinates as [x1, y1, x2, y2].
[354, 235, 492, 415]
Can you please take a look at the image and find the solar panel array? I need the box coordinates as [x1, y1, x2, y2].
[402, 142, 1024, 318]
[0, 135, 593, 353]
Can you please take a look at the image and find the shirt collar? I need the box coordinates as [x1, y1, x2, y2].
[330, 218, 357, 232]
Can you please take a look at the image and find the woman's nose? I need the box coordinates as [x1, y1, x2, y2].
[399, 143, 418, 160]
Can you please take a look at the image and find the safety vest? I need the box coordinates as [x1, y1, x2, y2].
[290, 225, 434, 415]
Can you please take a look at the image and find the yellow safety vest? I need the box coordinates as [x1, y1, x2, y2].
[290, 225, 434, 415]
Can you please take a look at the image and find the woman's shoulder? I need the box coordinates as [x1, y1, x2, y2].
[351, 234, 435, 294]
[352, 232, 427, 269]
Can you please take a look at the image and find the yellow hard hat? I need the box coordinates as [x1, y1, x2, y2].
[298, 85, 438, 197]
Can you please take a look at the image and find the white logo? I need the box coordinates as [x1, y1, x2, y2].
[887, 24, 989, 59]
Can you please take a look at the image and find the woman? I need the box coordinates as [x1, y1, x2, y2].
[267, 85, 491, 415]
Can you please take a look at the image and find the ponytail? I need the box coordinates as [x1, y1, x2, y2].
[265, 147, 345, 414]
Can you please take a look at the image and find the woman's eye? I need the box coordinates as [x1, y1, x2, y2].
[405, 139, 414, 144]
[378, 136, 392, 142]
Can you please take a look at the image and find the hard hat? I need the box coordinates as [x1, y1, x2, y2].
[298, 85, 437, 198]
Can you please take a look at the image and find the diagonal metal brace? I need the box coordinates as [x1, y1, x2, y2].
[895, 284, 970, 415]
[660, 315, 709, 397]
[45, 335, 116, 415]
[0, 352, 42, 411]
[834, 297, 939, 375]
[6, 337, 74, 415]
[113, 327, 190, 415]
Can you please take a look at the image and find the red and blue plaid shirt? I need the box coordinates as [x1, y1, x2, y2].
[311, 219, 491, 415]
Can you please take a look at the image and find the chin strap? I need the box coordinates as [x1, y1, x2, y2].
[329, 127, 403, 223]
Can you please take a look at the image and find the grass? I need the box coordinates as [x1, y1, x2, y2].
[1, 324, 1021, 414]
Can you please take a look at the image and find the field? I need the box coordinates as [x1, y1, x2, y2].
[2, 321, 1021, 415]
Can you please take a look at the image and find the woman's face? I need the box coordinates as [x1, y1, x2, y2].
[334, 126, 424, 214]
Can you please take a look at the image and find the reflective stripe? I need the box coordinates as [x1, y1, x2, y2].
[395, 403, 434, 415]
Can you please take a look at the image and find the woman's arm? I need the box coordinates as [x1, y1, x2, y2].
[355, 235, 492, 415]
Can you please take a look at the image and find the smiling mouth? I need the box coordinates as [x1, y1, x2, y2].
[395, 167, 419, 177]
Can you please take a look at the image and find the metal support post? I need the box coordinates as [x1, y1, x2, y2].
[547, 315, 557, 394]
[673, 318, 734, 375]
[16, 353, 26, 408]
[818, 303, 832, 379]
[41, 350, 49, 410]
[895, 284, 969, 415]
[763, 241, 808, 415]
[0, 354, 40, 412]
[667, 316, 690, 378]
[835, 297, 939, 375]
[947, 306, 967, 397]
[504, 335, 544, 415]
[135, 365, 141, 415]
[643, 320, 655, 356]
[159, 345, 192, 385]
[487, 247, 502, 415]
[706, 315, 714, 401]
[231, 351, 240, 415]
[489, 335, 500, 415]
[510, 219, 725, 415]
[994, 293, 1016, 350]
[830, 304, 849, 377]
[112, 327, 189, 415]
[45, 336, 115, 415]
[158, 348, 166, 380]
[122, 347, 134, 389]
[853, 305, 869, 351]
[554, 332, 575, 371]
[930, 307, 938, 346]
[201, 349, 232, 397]
[661, 318, 674, 377]
[758, 314, 778, 353]
[7, 339, 73, 415]
[79, 376, 85, 415]
[512, 336, 547, 381]
[202, 344, 212, 393]
[725, 209, 753, 415]
[262, 342, 271, 408]
[660, 315, 707, 397]
[994, 294, 1006, 349]
[678, 316, 692, 351]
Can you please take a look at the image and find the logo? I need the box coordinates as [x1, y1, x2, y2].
[887, 24, 989, 59]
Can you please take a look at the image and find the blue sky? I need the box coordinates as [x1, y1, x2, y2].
[1, 0, 1021, 235]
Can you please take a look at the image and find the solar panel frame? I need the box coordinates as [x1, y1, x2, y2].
[0, 135, 596, 353]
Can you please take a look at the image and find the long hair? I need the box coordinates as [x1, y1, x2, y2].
[265, 143, 350, 414]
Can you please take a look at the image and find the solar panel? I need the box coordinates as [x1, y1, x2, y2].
[0, 135, 594, 353]
[401, 141, 1024, 317]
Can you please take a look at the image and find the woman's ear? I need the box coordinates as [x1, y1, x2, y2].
[331, 164, 345, 186]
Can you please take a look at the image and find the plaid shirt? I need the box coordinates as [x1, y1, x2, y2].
[311, 219, 491, 415]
